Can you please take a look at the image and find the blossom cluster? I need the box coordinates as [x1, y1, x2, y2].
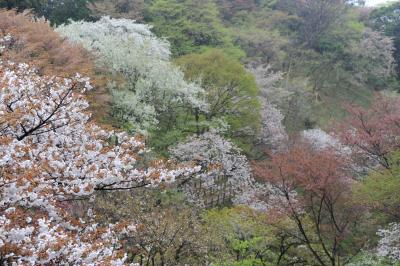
[170, 130, 274, 209]
[57, 17, 208, 134]
[377, 222, 400, 261]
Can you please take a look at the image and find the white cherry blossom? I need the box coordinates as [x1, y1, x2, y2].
[0, 62, 196, 264]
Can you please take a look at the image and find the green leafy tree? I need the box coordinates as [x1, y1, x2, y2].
[277, 0, 348, 49]
[355, 150, 400, 221]
[144, 0, 243, 58]
[270, 2, 396, 126]
[176, 49, 261, 152]
[203, 206, 306, 265]
[42, 0, 95, 25]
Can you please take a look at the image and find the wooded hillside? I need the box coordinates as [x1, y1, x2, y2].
[1, 0, 400, 265]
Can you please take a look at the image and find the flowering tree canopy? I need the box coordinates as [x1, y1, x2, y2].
[377, 222, 400, 261]
[250, 64, 287, 151]
[353, 28, 396, 83]
[0, 61, 196, 264]
[57, 17, 207, 134]
[170, 130, 272, 209]
[302, 128, 347, 151]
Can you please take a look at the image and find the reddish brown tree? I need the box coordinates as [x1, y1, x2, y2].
[337, 95, 400, 169]
[253, 144, 364, 266]
[0, 9, 94, 77]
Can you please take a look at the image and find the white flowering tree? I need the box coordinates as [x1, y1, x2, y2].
[353, 28, 396, 84]
[377, 223, 400, 261]
[250, 64, 287, 151]
[0, 62, 196, 264]
[56, 17, 207, 134]
[301, 128, 375, 178]
[302, 128, 342, 150]
[170, 130, 273, 209]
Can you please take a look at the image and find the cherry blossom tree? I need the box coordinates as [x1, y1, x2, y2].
[259, 103, 287, 151]
[249, 64, 287, 151]
[0, 61, 196, 264]
[301, 128, 353, 154]
[377, 222, 400, 261]
[170, 130, 272, 209]
[302, 128, 339, 150]
[353, 28, 396, 85]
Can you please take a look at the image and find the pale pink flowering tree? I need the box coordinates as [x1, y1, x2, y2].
[0, 62, 196, 265]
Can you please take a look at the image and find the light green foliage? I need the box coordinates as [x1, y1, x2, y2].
[140, 0, 399, 132]
[232, 1, 396, 128]
[57, 17, 207, 135]
[355, 150, 400, 222]
[203, 207, 285, 265]
[144, 0, 243, 58]
[176, 49, 261, 152]
[223, 7, 291, 66]
[273, 4, 395, 127]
